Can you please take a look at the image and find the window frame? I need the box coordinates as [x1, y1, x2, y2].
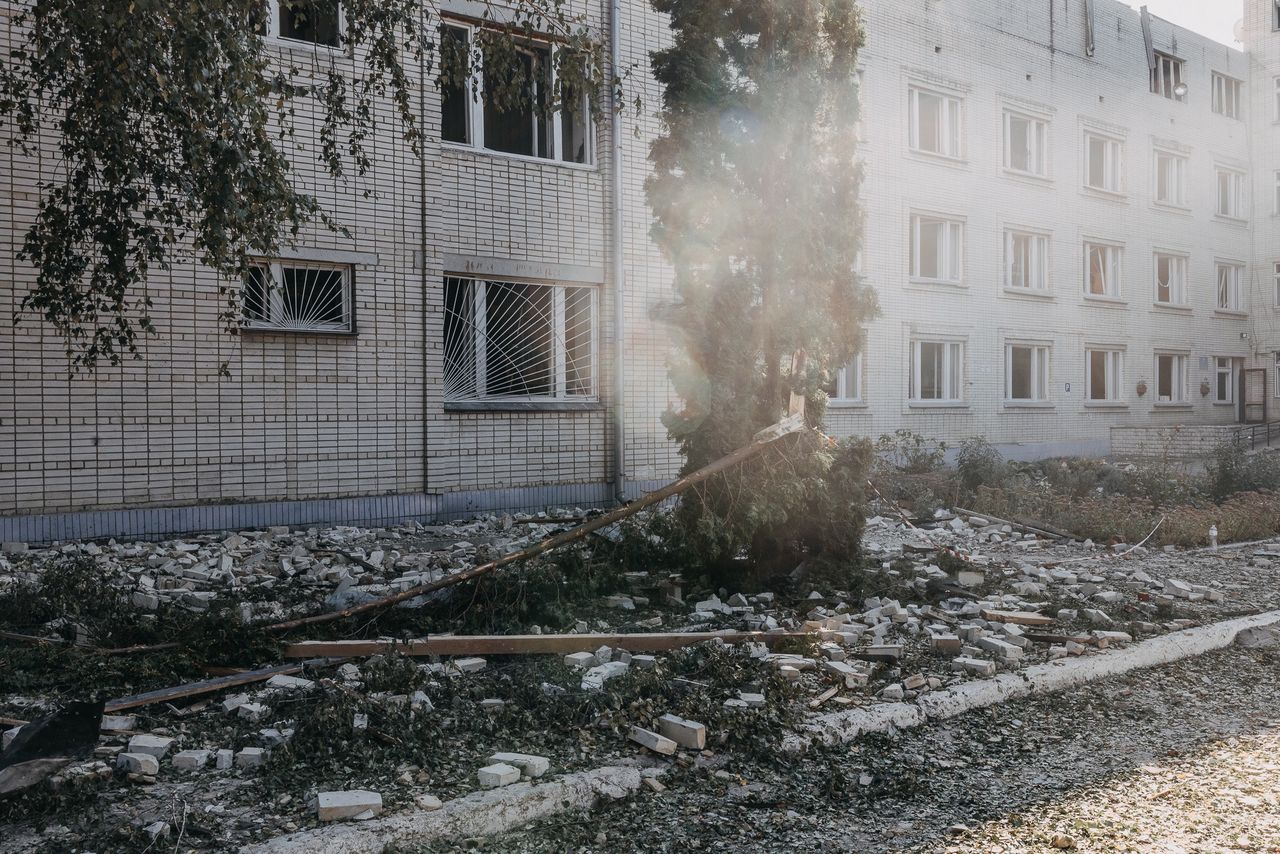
[1216, 261, 1244, 312]
[1274, 170, 1280, 216]
[1004, 343, 1051, 404]
[1274, 76, 1280, 122]
[241, 258, 357, 334]
[1153, 352, 1189, 405]
[909, 213, 965, 285]
[1215, 166, 1247, 220]
[1083, 241, 1123, 300]
[1211, 72, 1243, 119]
[438, 21, 596, 167]
[1002, 109, 1048, 178]
[263, 0, 345, 50]
[1214, 357, 1237, 405]
[1152, 251, 1189, 307]
[1152, 148, 1188, 209]
[1004, 228, 1050, 292]
[827, 352, 864, 405]
[442, 276, 599, 405]
[1085, 348, 1124, 405]
[1274, 261, 1280, 307]
[1084, 131, 1123, 195]
[908, 85, 964, 160]
[1150, 52, 1185, 101]
[908, 339, 965, 404]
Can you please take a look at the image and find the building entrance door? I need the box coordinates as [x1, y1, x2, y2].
[1239, 368, 1268, 424]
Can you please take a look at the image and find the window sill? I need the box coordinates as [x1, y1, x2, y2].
[1081, 186, 1127, 202]
[440, 142, 598, 173]
[263, 36, 348, 56]
[444, 400, 603, 413]
[1002, 287, 1053, 300]
[1214, 309, 1248, 319]
[1212, 401, 1235, 407]
[240, 325, 358, 338]
[906, 149, 968, 168]
[1002, 401, 1054, 410]
[1151, 302, 1192, 314]
[1212, 214, 1248, 227]
[1001, 168, 1052, 186]
[1152, 402, 1193, 410]
[907, 278, 967, 290]
[1151, 201, 1191, 215]
[907, 401, 969, 410]
[827, 400, 869, 410]
[1084, 401, 1128, 409]
[1082, 295, 1126, 307]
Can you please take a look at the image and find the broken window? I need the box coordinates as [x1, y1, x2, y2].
[1150, 52, 1184, 100]
[910, 215, 963, 283]
[242, 260, 354, 333]
[1212, 73, 1243, 119]
[1217, 263, 1243, 311]
[824, 352, 863, 403]
[909, 86, 962, 158]
[1153, 253, 1187, 305]
[1215, 357, 1236, 404]
[1086, 349, 1122, 402]
[440, 23, 593, 164]
[1005, 344, 1049, 402]
[1085, 133, 1122, 193]
[1003, 111, 1047, 176]
[1216, 168, 1246, 219]
[443, 277, 596, 402]
[1005, 230, 1048, 291]
[1153, 150, 1186, 207]
[1155, 353, 1187, 403]
[909, 340, 963, 403]
[1085, 242, 1122, 298]
[275, 0, 341, 47]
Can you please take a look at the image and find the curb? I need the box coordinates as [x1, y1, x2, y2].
[241, 765, 643, 854]
[785, 609, 1280, 752]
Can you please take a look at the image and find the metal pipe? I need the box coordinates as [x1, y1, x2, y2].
[608, 0, 627, 505]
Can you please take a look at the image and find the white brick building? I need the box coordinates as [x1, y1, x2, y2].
[1, 0, 1279, 540]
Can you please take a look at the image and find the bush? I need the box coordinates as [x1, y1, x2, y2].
[955, 437, 1008, 494]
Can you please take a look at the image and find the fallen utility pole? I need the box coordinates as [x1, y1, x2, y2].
[282, 630, 812, 659]
[265, 411, 807, 634]
[953, 507, 1068, 541]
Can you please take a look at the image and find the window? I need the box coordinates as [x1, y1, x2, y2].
[439, 24, 593, 164]
[1275, 77, 1280, 121]
[1212, 73, 1243, 119]
[1150, 52, 1185, 101]
[443, 277, 596, 401]
[910, 215, 964, 283]
[1275, 262, 1280, 306]
[909, 86, 963, 158]
[1217, 262, 1243, 311]
[1216, 168, 1246, 219]
[1274, 170, 1280, 215]
[242, 260, 353, 332]
[1085, 133, 1122, 193]
[268, 1, 341, 47]
[909, 340, 964, 402]
[1084, 242, 1122, 298]
[1003, 111, 1047, 176]
[1153, 253, 1187, 305]
[1005, 230, 1049, 291]
[1005, 344, 1049, 402]
[1153, 149, 1187, 207]
[1154, 353, 1187, 403]
[826, 352, 863, 403]
[1215, 357, 1237, 404]
[1086, 349, 1123, 402]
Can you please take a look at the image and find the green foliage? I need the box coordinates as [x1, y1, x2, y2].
[1205, 441, 1280, 500]
[646, 0, 877, 577]
[0, 0, 614, 370]
[876, 430, 947, 474]
[955, 437, 1007, 493]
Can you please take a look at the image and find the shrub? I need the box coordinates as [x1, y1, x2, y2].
[955, 437, 1008, 495]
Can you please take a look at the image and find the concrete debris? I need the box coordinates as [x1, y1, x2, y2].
[317, 790, 384, 821]
[452, 657, 487, 674]
[488, 752, 550, 778]
[656, 714, 706, 750]
[173, 749, 211, 771]
[235, 747, 268, 768]
[628, 726, 677, 756]
[581, 660, 630, 691]
[116, 753, 160, 775]
[477, 762, 521, 788]
[126, 735, 174, 758]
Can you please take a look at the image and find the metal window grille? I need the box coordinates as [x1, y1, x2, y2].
[444, 276, 596, 402]
[243, 260, 354, 332]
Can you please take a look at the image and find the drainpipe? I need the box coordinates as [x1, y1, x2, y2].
[420, 9, 432, 505]
[609, 0, 627, 504]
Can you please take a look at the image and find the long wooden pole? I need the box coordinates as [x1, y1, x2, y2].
[264, 413, 807, 634]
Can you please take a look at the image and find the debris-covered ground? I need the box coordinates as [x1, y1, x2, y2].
[1, 504, 1278, 852]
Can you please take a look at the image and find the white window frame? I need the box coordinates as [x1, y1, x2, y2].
[1152, 252, 1188, 306]
[1214, 357, 1237, 405]
[264, 1, 345, 49]
[242, 259, 355, 333]
[1153, 353, 1188, 404]
[829, 352, 864, 404]
[1274, 170, 1280, 216]
[1150, 52, 1185, 101]
[1084, 241, 1123, 299]
[1084, 132, 1123, 194]
[1085, 348, 1124, 404]
[908, 86, 964, 159]
[1274, 261, 1280, 307]
[439, 21, 595, 167]
[1216, 262, 1244, 312]
[1216, 167, 1247, 220]
[1004, 229, 1049, 291]
[1211, 73, 1243, 119]
[1004, 343, 1050, 403]
[1274, 76, 1280, 122]
[909, 339, 964, 404]
[1153, 149, 1187, 208]
[910, 214, 964, 284]
[443, 276, 599, 403]
[1002, 110, 1048, 177]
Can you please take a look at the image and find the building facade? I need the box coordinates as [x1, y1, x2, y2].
[1, 0, 1278, 541]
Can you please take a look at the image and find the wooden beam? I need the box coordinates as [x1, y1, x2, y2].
[980, 609, 1056, 627]
[102, 661, 323, 713]
[281, 631, 812, 659]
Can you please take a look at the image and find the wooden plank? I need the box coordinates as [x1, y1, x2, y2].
[102, 661, 318, 713]
[808, 686, 839, 710]
[980, 609, 1056, 627]
[1024, 632, 1097, 646]
[281, 631, 812, 659]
